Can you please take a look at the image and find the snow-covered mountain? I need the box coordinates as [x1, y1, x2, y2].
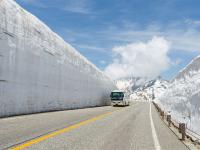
[115, 77, 169, 101]
[115, 77, 149, 93]
[158, 55, 200, 134]
[130, 78, 169, 101]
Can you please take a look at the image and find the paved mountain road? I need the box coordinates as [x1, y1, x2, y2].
[0, 102, 188, 150]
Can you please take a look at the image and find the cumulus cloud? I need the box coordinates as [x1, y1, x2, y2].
[104, 36, 171, 80]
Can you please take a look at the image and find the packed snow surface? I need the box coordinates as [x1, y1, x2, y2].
[0, 0, 116, 117]
[158, 56, 200, 134]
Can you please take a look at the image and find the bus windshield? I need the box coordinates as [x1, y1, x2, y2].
[111, 92, 124, 98]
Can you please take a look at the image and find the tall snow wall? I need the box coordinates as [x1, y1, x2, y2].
[158, 56, 200, 134]
[0, 0, 116, 117]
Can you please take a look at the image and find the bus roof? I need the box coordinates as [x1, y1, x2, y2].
[111, 90, 125, 93]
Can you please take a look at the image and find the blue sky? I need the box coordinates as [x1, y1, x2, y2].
[16, 0, 200, 80]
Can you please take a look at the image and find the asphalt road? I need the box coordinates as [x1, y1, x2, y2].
[0, 102, 188, 150]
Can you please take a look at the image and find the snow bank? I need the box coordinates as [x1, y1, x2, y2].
[158, 56, 200, 134]
[0, 0, 116, 117]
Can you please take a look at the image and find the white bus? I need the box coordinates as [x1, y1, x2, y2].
[110, 90, 130, 106]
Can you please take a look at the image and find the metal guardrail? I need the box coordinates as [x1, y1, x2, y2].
[152, 101, 200, 145]
[187, 128, 200, 144]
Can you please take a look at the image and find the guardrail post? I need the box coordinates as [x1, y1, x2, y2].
[161, 111, 164, 120]
[179, 123, 186, 140]
[167, 115, 171, 127]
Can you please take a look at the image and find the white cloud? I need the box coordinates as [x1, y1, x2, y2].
[76, 44, 110, 53]
[104, 36, 171, 80]
[97, 21, 200, 53]
[63, 0, 91, 14]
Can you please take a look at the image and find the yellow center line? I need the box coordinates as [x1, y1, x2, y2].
[11, 109, 119, 150]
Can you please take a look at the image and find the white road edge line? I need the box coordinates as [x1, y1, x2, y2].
[149, 102, 161, 150]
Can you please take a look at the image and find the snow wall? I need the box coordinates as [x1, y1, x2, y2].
[0, 0, 116, 117]
[157, 56, 200, 134]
